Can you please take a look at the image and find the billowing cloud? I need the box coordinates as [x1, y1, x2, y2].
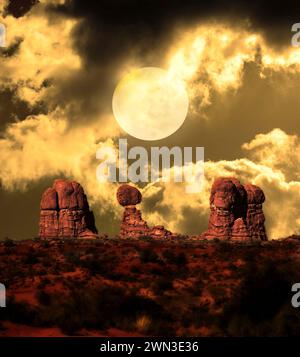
[242, 128, 300, 180]
[165, 25, 300, 115]
[0, 110, 121, 215]
[141, 129, 300, 240]
[0, 0, 81, 107]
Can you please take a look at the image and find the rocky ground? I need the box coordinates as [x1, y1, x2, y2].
[0, 236, 300, 336]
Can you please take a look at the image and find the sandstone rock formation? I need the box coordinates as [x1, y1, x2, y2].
[39, 179, 98, 239]
[149, 225, 172, 239]
[117, 184, 142, 206]
[244, 184, 267, 241]
[203, 177, 267, 241]
[117, 184, 172, 239]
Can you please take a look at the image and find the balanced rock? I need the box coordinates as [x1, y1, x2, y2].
[117, 184, 142, 206]
[39, 179, 98, 239]
[203, 177, 267, 241]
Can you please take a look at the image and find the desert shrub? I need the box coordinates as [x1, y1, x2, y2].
[139, 236, 153, 241]
[271, 303, 300, 336]
[162, 249, 187, 265]
[208, 284, 227, 307]
[79, 255, 103, 275]
[187, 277, 204, 296]
[220, 260, 299, 336]
[140, 249, 159, 263]
[64, 251, 80, 264]
[0, 297, 37, 325]
[24, 252, 39, 265]
[175, 252, 188, 265]
[135, 315, 151, 333]
[63, 263, 76, 273]
[37, 277, 51, 289]
[243, 249, 257, 262]
[218, 241, 233, 254]
[41, 257, 53, 268]
[130, 265, 141, 274]
[41, 240, 50, 248]
[189, 302, 212, 328]
[151, 276, 173, 295]
[162, 249, 173, 261]
[3, 238, 15, 247]
[35, 284, 173, 335]
[37, 268, 47, 276]
[105, 271, 135, 281]
[228, 263, 238, 272]
[36, 290, 51, 306]
[5, 266, 25, 281]
[119, 294, 173, 335]
[149, 267, 163, 275]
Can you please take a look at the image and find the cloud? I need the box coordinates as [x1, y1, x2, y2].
[242, 128, 300, 180]
[165, 25, 300, 115]
[141, 129, 300, 239]
[0, 109, 120, 200]
[0, 0, 81, 107]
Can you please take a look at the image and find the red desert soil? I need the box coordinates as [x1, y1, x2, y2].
[0, 236, 300, 337]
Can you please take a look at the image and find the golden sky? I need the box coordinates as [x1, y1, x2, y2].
[1, 0, 300, 239]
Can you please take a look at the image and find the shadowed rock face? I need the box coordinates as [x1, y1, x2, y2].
[116, 184, 172, 239]
[244, 184, 267, 241]
[39, 179, 98, 239]
[117, 184, 142, 206]
[203, 177, 267, 241]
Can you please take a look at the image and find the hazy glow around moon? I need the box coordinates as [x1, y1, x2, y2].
[112, 67, 189, 140]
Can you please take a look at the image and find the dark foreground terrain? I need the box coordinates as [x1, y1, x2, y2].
[0, 236, 300, 336]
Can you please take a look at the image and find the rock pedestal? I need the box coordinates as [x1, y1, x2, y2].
[120, 206, 149, 239]
[39, 179, 98, 239]
[117, 184, 172, 239]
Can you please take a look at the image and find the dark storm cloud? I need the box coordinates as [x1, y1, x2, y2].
[52, 0, 300, 64]
[3, 0, 299, 123]
[39, 0, 300, 123]
[0, 86, 45, 131]
[2, 0, 300, 124]
[5, 0, 38, 18]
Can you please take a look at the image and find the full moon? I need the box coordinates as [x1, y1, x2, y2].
[112, 67, 189, 141]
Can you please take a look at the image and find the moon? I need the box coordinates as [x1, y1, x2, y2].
[112, 67, 189, 141]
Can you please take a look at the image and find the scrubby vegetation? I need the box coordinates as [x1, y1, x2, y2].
[0, 238, 299, 336]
